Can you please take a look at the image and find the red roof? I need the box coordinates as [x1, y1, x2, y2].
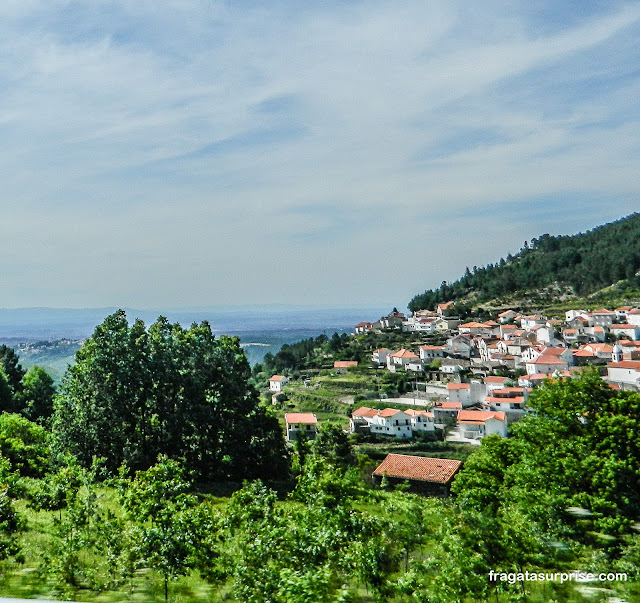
[541, 347, 568, 356]
[285, 413, 317, 424]
[379, 408, 406, 418]
[458, 410, 506, 423]
[372, 454, 461, 484]
[352, 406, 378, 418]
[334, 360, 358, 368]
[484, 376, 508, 383]
[355, 322, 371, 328]
[389, 348, 418, 358]
[270, 375, 286, 381]
[529, 355, 567, 365]
[420, 345, 444, 350]
[486, 396, 525, 404]
[607, 361, 640, 369]
[447, 383, 470, 390]
[434, 401, 462, 409]
[611, 324, 637, 330]
[404, 409, 434, 419]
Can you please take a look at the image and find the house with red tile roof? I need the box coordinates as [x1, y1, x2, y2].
[284, 413, 318, 442]
[269, 375, 289, 392]
[457, 410, 508, 439]
[334, 360, 358, 374]
[525, 355, 569, 375]
[607, 360, 640, 388]
[386, 348, 419, 372]
[372, 454, 462, 493]
[371, 348, 390, 366]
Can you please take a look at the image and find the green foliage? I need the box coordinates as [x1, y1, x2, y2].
[227, 466, 398, 602]
[0, 413, 50, 477]
[0, 345, 25, 399]
[409, 212, 640, 310]
[53, 310, 289, 481]
[0, 485, 23, 564]
[311, 421, 356, 468]
[121, 455, 221, 600]
[19, 366, 56, 423]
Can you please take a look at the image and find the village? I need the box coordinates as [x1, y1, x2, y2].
[268, 302, 640, 492]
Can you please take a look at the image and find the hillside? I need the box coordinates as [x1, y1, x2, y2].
[409, 213, 640, 312]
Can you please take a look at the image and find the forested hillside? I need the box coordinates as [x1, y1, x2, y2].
[409, 213, 640, 311]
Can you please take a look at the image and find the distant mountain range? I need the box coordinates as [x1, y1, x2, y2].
[409, 213, 640, 312]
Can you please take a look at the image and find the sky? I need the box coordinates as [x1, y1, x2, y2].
[1, 0, 640, 310]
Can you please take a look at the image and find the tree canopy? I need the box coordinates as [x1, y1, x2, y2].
[409, 212, 640, 311]
[53, 310, 289, 481]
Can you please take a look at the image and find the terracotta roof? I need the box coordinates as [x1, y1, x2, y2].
[420, 345, 444, 350]
[594, 327, 604, 332]
[379, 408, 406, 418]
[355, 322, 371, 328]
[607, 361, 640, 369]
[541, 347, 568, 356]
[486, 396, 525, 404]
[484, 376, 508, 383]
[593, 309, 615, 314]
[334, 360, 358, 368]
[270, 375, 286, 381]
[611, 324, 637, 330]
[501, 325, 516, 330]
[373, 454, 461, 484]
[498, 310, 515, 317]
[389, 348, 418, 358]
[434, 401, 462, 409]
[563, 329, 577, 334]
[529, 355, 567, 365]
[404, 409, 433, 418]
[458, 410, 506, 423]
[446, 383, 470, 390]
[373, 348, 389, 353]
[573, 350, 596, 357]
[628, 309, 640, 315]
[352, 406, 378, 418]
[285, 413, 317, 424]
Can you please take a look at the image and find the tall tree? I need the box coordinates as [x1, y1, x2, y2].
[53, 310, 289, 481]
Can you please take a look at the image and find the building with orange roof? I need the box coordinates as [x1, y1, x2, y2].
[386, 348, 419, 371]
[284, 413, 318, 442]
[373, 454, 462, 493]
[457, 410, 508, 439]
[269, 375, 290, 392]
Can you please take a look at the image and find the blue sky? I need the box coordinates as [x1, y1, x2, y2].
[1, 0, 639, 309]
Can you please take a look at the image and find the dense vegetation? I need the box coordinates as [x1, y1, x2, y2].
[409, 212, 640, 311]
[0, 311, 637, 601]
[53, 310, 289, 481]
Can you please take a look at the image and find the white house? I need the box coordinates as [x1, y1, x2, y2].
[367, 408, 413, 438]
[404, 409, 436, 432]
[591, 309, 616, 327]
[269, 375, 289, 392]
[447, 381, 484, 407]
[610, 324, 640, 340]
[627, 309, 640, 326]
[386, 349, 419, 371]
[498, 310, 517, 323]
[525, 355, 569, 375]
[284, 413, 318, 442]
[354, 322, 372, 335]
[457, 410, 508, 439]
[419, 345, 446, 361]
[371, 348, 391, 366]
[607, 360, 640, 387]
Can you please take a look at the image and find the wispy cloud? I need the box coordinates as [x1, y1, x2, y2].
[1, 1, 639, 308]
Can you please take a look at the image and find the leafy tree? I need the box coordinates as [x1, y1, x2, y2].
[0, 345, 25, 398]
[53, 310, 289, 481]
[121, 456, 218, 601]
[311, 421, 356, 468]
[0, 367, 14, 413]
[20, 366, 56, 423]
[0, 413, 50, 477]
